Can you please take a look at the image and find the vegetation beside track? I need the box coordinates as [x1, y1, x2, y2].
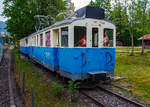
[13, 48, 71, 107]
[116, 46, 149, 52]
[13, 47, 150, 105]
[115, 49, 150, 104]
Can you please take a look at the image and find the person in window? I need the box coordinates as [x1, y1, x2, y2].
[80, 36, 86, 47]
[104, 33, 110, 47]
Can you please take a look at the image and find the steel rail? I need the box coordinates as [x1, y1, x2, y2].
[97, 85, 146, 107]
[80, 90, 107, 107]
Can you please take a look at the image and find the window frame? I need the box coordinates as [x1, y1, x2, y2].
[40, 33, 43, 46]
[74, 26, 87, 48]
[45, 31, 51, 47]
[61, 27, 69, 47]
[103, 28, 114, 48]
[92, 27, 99, 48]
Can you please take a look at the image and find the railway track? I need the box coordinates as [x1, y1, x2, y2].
[80, 85, 146, 107]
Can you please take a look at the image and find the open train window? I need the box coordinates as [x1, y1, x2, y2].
[104, 28, 113, 47]
[74, 26, 86, 47]
[92, 28, 98, 47]
[53, 29, 59, 47]
[46, 31, 51, 46]
[40, 34, 43, 46]
[61, 27, 68, 47]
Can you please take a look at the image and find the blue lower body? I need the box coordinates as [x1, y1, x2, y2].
[20, 46, 115, 80]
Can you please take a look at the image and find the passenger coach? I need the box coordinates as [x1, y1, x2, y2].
[19, 6, 116, 81]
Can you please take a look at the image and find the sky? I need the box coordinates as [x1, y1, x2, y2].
[0, 0, 93, 22]
[0, 0, 6, 21]
[71, 0, 93, 10]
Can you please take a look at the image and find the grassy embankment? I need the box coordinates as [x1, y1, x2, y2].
[115, 47, 150, 104]
[13, 48, 71, 107]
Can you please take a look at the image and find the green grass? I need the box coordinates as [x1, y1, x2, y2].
[116, 47, 150, 52]
[115, 52, 150, 104]
[14, 48, 71, 107]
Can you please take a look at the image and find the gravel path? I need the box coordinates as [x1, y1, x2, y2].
[0, 47, 24, 107]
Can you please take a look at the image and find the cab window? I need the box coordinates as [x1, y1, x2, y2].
[74, 26, 86, 47]
[104, 28, 113, 47]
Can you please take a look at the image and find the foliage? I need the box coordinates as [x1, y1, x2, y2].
[68, 80, 79, 94]
[52, 82, 65, 98]
[14, 48, 70, 106]
[89, 0, 111, 19]
[2, 0, 69, 40]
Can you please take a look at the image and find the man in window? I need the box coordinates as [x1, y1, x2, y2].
[104, 33, 110, 47]
[80, 36, 86, 47]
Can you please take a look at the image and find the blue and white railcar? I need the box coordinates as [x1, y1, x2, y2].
[20, 7, 116, 81]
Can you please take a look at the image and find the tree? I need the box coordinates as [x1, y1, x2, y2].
[2, 0, 68, 40]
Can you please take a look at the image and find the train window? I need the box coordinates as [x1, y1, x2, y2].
[61, 27, 68, 47]
[92, 28, 98, 47]
[37, 35, 39, 46]
[40, 34, 43, 46]
[53, 29, 59, 47]
[46, 31, 51, 46]
[74, 26, 86, 47]
[33, 36, 36, 46]
[104, 28, 113, 47]
[25, 39, 28, 46]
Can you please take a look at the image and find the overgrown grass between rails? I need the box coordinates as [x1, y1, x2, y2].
[13, 48, 71, 107]
[115, 52, 150, 104]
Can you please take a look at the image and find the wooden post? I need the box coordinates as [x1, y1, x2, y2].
[141, 36, 145, 55]
[32, 86, 34, 107]
[22, 72, 25, 93]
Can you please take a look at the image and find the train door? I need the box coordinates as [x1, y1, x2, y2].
[53, 29, 60, 47]
[83, 26, 102, 72]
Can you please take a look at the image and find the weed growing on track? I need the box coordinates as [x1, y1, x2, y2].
[68, 81, 80, 102]
[52, 83, 65, 98]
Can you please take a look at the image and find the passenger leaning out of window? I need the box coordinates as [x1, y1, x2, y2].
[80, 36, 86, 47]
[104, 33, 110, 47]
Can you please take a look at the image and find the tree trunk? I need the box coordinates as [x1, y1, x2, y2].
[141, 39, 144, 55]
[129, 28, 134, 56]
[130, 33, 134, 56]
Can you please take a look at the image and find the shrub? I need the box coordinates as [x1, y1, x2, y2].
[68, 80, 80, 101]
[52, 82, 65, 98]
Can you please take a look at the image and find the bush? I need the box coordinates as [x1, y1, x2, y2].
[68, 81, 80, 102]
[52, 83, 65, 98]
